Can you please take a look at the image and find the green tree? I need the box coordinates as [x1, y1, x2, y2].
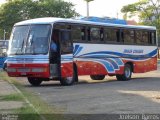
[0, 0, 79, 39]
[121, 0, 160, 32]
[37, 0, 79, 18]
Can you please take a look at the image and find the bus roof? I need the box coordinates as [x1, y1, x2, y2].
[15, 17, 156, 30]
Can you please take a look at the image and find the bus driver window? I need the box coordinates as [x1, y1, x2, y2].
[60, 31, 72, 54]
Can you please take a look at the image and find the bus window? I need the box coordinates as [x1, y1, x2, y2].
[142, 31, 149, 45]
[90, 27, 100, 42]
[72, 25, 86, 42]
[81, 27, 86, 41]
[104, 28, 117, 43]
[136, 30, 151, 45]
[26, 25, 51, 54]
[10, 26, 30, 55]
[60, 30, 72, 54]
[55, 24, 70, 30]
[135, 30, 143, 45]
[72, 25, 82, 42]
[123, 29, 134, 44]
[151, 32, 156, 45]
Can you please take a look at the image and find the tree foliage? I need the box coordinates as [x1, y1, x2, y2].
[121, 0, 160, 27]
[0, 0, 79, 39]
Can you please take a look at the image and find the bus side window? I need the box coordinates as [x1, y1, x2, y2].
[60, 30, 72, 54]
[135, 30, 142, 45]
[72, 25, 82, 42]
[90, 27, 100, 42]
[152, 32, 156, 45]
[104, 28, 117, 43]
[142, 31, 149, 45]
[123, 29, 134, 44]
[81, 27, 86, 41]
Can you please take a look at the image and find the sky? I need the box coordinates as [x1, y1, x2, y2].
[0, 0, 139, 20]
[0, 0, 5, 3]
[65, 0, 139, 19]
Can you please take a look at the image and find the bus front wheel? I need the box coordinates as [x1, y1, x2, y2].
[116, 64, 132, 81]
[60, 66, 78, 86]
[27, 77, 42, 86]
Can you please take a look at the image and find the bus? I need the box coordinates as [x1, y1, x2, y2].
[0, 40, 9, 69]
[6, 17, 157, 86]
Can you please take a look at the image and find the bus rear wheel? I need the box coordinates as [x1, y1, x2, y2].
[116, 64, 132, 81]
[90, 75, 105, 80]
[27, 77, 42, 86]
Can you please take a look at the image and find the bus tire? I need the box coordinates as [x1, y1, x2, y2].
[60, 65, 78, 86]
[27, 77, 42, 86]
[116, 64, 132, 81]
[90, 75, 105, 80]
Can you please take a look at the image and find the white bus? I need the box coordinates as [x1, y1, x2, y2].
[6, 17, 157, 86]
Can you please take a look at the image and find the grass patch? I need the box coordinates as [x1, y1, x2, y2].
[0, 71, 17, 82]
[14, 81, 63, 120]
[0, 93, 23, 101]
[15, 106, 41, 120]
[0, 72, 64, 120]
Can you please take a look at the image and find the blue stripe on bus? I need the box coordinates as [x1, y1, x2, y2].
[94, 59, 115, 73]
[104, 58, 119, 70]
[73, 45, 83, 56]
[79, 49, 157, 60]
[73, 45, 79, 55]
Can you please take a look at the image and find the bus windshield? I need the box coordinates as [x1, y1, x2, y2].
[9, 24, 51, 55]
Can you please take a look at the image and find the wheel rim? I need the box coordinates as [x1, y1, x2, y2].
[125, 67, 131, 78]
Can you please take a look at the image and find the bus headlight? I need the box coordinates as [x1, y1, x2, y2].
[7, 68, 16, 72]
[31, 68, 46, 72]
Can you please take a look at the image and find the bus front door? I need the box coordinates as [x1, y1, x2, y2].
[59, 30, 74, 85]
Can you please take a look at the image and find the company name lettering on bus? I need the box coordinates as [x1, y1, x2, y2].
[133, 50, 143, 53]
[123, 49, 143, 54]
